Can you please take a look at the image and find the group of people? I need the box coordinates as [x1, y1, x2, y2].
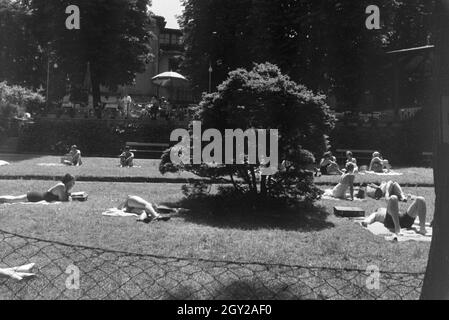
[0, 174, 170, 223]
[319, 150, 390, 176]
[323, 157, 427, 237]
[142, 96, 187, 121]
[59, 144, 135, 168]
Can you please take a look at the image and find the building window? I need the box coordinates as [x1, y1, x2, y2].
[160, 33, 170, 44]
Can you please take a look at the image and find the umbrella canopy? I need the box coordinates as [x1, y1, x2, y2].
[152, 71, 189, 88]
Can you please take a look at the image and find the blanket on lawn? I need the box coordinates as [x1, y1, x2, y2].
[37, 163, 64, 167]
[102, 208, 141, 217]
[102, 206, 188, 218]
[0, 160, 10, 166]
[0, 201, 61, 206]
[353, 217, 432, 242]
[359, 170, 403, 176]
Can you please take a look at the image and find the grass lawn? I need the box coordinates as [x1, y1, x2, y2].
[315, 167, 434, 186]
[0, 154, 197, 181]
[0, 153, 434, 187]
[0, 180, 432, 274]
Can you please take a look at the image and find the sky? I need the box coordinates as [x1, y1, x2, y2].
[151, 0, 183, 29]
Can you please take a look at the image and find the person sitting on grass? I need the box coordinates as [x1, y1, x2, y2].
[0, 174, 76, 204]
[325, 162, 356, 200]
[117, 195, 171, 223]
[368, 151, 390, 173]
[345, 151, 358, 172]
[361, 194, 427, 236]
[61, 145, 82, 166]
[319, 151, 342, 175]
[119, 146, 134, 168]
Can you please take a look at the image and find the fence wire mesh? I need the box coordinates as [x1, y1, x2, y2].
[0, 229, 424, 300]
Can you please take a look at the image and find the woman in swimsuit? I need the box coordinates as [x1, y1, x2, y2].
[0, 174, 76, 204]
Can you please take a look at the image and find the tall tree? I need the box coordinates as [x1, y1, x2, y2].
[160, 63, 335, 203]
[0, 0, 44, 88]
[29, 0, 153, 109]
[180, 0, 252, 97]
[180, 0, 435, 110]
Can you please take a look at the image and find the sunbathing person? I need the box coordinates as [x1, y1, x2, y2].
[119, 146, 134, 167]
[325, 163, 356, 200]
[344, 151, 358, 173]
[117, 195, 171, 222]
[368, 151, 390, 173]
[319, 151, 341, 175]
[0, 263, 36, 280]
[61, 145, 82, 166]
[362, 195, 427, 236]
[366, 180, 407, 201]
[0, 174, 76, 204]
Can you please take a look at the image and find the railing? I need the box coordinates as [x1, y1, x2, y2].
[0, 229, 424, 300]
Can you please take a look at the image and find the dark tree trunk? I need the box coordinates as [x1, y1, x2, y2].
[421, 0, 449, 300]
[260, 175, 267, 198]
[249, 166, 258, 195]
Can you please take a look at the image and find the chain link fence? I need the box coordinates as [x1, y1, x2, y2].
[0, 228, 424, 300]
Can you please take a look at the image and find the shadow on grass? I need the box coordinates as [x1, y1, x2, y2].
[166, 280, 309, 300]
[0, 152, 47, 163]
[164, 195, 334, 232]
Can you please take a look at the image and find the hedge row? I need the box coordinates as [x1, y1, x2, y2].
[17, 119, 185, 156]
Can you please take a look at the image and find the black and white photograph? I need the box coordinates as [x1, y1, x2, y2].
[0, 0, 448, 305]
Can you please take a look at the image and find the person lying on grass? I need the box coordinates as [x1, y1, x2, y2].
[361, 194, 427, 236]
[119, 146, 134, 168]
[0, 263, 36, 280]
[61, 145, 82, 166]
[0, 174, 76, 204]
[326, 162, 356, 200]
[366, 180, 407, 201]
[117, 196, 171, 223]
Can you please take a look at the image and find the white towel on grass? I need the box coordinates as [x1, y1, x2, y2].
[0, 160, 10, 166]
[360, 170, 404, 176]
[102, 208, 142, 217]
[353, 218, 432, 242]
[1, 201, 61, 206]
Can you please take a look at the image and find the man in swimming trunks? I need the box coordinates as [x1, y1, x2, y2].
[361, 195, 427, 235]
[0, 174, 76, 204]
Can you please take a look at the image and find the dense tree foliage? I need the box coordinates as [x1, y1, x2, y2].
[0, 0, 155, 109]
[160, 63, 335, 203]
[28, 0, 154, 109]
[180, 0, 436, 109]
[0, 0, 43, 88]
